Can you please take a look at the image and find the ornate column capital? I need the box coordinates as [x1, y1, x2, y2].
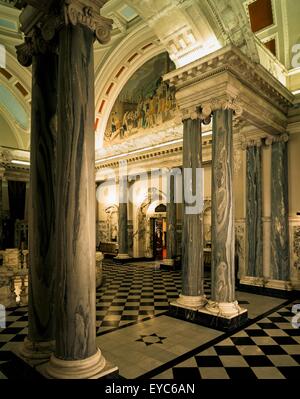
[16, 0, 112, 67]
[16, 27, 58, 67]
[265, 133, 289, 146]
[241, 137, 264, 150]
[200, 96, 244, 120]
[63, 0, 113, 44]
[179, 107, 201, 122]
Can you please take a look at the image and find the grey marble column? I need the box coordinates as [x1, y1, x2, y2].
[165, 173, 177, 265]
[246, 143, 263, 277]
[115, 176, 130, 259]
[47, 24, 107, 379]
[19, 44, 57, 358]
[271, 137, 290, 281]
[177, 118, 206, 308]
[0, 169, 4, 250]
[206, 109, 240, 316]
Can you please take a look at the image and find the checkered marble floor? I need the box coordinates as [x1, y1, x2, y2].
[96, 260, 210, 334]
[153, 302, 300, 379]
[0, 260, 299, 380]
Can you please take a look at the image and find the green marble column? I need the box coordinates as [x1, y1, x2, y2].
[166, 173, 177, 264]
[0, 169, 3, 250]
[206, 109, 242, 317]
[177, 117, 206, 309]
[271, 137, 290, 281]
[246, 143, 263, 277]
[16, 31, 57, 359]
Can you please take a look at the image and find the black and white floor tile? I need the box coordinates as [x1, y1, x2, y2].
[155, 303, 300, 380]
[0, 260, 300, 380]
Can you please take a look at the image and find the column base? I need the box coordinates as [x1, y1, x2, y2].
[113, 254, 132, 264]
[44, 348, 118, 379]
[239, 277, 294, 298]
[169, 299, 248, 332]
[174, 294, 207, 310]
[19, 337, 55, 360]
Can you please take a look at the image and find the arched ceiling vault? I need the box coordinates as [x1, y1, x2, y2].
[0, 0, 299, 152]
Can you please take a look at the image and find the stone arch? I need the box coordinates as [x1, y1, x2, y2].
[94, 26, 164, 148]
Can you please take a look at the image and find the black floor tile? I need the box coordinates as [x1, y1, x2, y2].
[278, 367, 300, 379]
[172, 367, 201, 380]
[214, 346, 241, 356]
[231, 337, 256, 346]
[258, 345, 287, 355]
[272, 336, 298, 345]
[244, 355, 274, 367]
[225, 367, 257, 379]
[195, 355, 223, 367]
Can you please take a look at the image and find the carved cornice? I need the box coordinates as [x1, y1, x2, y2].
[164, 46, 293, 136]
[265, 133, 289, 145]
[164, 45, 294, 113]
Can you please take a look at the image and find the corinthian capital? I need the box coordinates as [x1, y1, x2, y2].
[201, 96, 243, 119]
[180, 106, 201, 122]
[63, 0, 113, 44]
[241, 137, 263, 150]
[265, 133, 289, 146]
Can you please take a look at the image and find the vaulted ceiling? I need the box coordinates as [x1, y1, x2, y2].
[0, 0, 299, 151]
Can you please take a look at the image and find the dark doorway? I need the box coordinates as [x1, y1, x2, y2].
[151, 217, 167, 260]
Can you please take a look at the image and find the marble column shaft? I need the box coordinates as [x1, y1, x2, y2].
[55, 25, 97, 360]
[271, 140, 289, 281]
[211, 109, 235, 303]
[246, 145, 263, 277]
[118, 178, 128, 255]
[181, 118, 204, 297]
[0, 175, 3, 250]
[28, 50, 57, 344]
[166, 174, 177, 260]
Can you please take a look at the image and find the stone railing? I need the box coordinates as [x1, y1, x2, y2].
[0, 249, 104, 309]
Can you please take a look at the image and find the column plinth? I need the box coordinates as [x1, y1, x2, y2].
[46, 349, 109, 379]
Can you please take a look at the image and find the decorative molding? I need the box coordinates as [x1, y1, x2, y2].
[265, 132, 289, 145]
[164, 45, 294, 136]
